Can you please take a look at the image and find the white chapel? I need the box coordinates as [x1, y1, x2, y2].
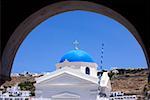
[35, 41, 111, 100]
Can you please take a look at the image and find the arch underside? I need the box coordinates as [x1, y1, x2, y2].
[1, 1, 149, 85]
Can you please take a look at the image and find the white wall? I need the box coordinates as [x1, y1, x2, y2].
[35, 84, 98, 100]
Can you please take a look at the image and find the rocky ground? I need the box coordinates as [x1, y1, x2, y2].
[1, 76, 36, 87]
[111, 68, 149, 99]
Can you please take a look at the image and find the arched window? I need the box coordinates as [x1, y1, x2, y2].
[85, 67, 90, 75]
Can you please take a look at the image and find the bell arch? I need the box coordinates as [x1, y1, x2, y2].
[85, 67, 90, 75]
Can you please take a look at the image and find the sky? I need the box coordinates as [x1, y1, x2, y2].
[12, 10, 148, 73]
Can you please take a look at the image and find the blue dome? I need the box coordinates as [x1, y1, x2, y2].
[60, 50, 94, 63]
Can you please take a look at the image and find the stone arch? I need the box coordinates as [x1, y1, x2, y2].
[1, 1, 149, 83]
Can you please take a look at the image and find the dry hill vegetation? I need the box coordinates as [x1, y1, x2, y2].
[1, 68, 149, 99]
[110, 68, 149, 99]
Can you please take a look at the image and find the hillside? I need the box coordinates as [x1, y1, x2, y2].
[110, 68, 149, 99]
[1, 68, 149, 99]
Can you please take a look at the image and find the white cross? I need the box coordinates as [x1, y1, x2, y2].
[73, 40, 79, 50]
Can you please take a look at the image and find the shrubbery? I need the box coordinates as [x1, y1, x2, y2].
[18, 81, 35, 96]
[143, 82, 150, 99]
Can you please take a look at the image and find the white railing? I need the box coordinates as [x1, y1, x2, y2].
[110, 95, 137, 100]
[0, 97, 30, 100]
[0, 97, 51, 100]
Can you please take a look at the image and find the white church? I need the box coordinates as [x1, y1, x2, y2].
[35, 41, 112, 100]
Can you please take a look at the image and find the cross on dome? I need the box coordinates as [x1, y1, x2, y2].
[73, 40, 79, 50]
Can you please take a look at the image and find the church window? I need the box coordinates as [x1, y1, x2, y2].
[85, 67, 90, 75]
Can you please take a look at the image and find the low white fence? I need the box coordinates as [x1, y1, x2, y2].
[110, 95, 137, 100]
[0, 97, 51, 100]
[0, 97, 30, 100]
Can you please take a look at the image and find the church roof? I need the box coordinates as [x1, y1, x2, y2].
[51, 92, 80, 99]
[59, 50, 94, 63]
[35, 67, 98, 84]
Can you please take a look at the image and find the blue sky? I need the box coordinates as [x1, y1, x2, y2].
[12, 10, 147, 73]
